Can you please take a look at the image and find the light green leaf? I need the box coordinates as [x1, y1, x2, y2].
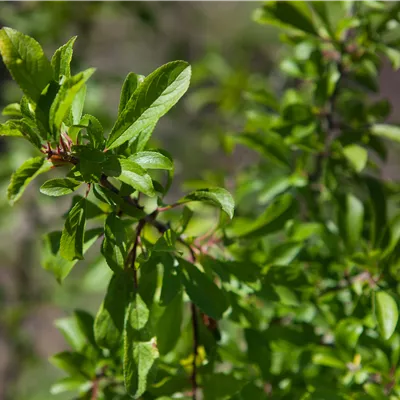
[130, 122, 157, 153]
[118, 157, 155, 197]
[7, 157, 51, 205]
[0, 27, 53, 102]
[178, 187, 234, 219]
[179, 257, 228, 319]
[41, 229, 101, 282]
[0, 120, 24, 138]
[118, 72, 145, 115]
[71, 85, 86, 125]
[49, 68, 95, 137]
[124, 338, 159, 399]
[55, 316, 87, 352]
[60, 198, 87, 261]
[94, 272, 130, 349]
[375, 291, 399, 340]
[2, 103, 22, 118]
[343, 144, 368, 173]
[338, 193, 364, 252]
[40, 178, 82, 197]
[129, 151, 173, 171]
[51, 36, 77, 81]
[50, 377, 88, 396]
[382, 46, 400, 70]
[106, 61, 191, 150]
[124, 294, 159, 398]
[371, 124, 400, 143]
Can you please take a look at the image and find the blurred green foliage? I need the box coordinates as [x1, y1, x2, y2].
[2, 1, 400, 400]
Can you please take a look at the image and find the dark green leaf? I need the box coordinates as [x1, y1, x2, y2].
[156, 292, 183, 355]
[179, 257, 228, 320]
[101, 213, 128, 272]
[94, 272, 130, 349]
[60, 198, 87, 261]
[254, 2, 319, 36]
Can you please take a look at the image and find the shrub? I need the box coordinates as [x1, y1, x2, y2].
[1, 2, 400, 399]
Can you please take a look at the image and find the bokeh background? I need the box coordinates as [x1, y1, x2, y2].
[0, 2, 399, 399]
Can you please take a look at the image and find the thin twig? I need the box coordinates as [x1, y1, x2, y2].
[190, 302, 199, 400]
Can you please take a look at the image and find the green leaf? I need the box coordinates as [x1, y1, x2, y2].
[203, 373, 246, 399]
[94, 272, 130, 349]
[40, 177, 82, 197]
[49, 351, 92, 378]
[118, 72, 145, 115]
[7, 157, 51, 205]
[375, 291, 399, 340]
[49, 68, 95, 137]
[365, 176, 387, 246]
[55, 316, 88, 352]
[254, 2, 318, 36]
[371, 124, 400, 143]
[51, 36, 77, 81]
[101, 213, 128, 272]
[178, 188, 234, 219]
[233, 193, 296, 238]
[2, 103, 22, 118]
[50, 377, 88, 395]
[117, 157, 155, 197]
[156, 292, 183, 355]
[129, 151, 173, 171]
[78, 114, 104, 149]
[0, 27, 53, 102]
[179, 257, 228, 320]
[124, 339, 159, 399]
[160, 255, 182, 306]
[338, 193, 364, 252]
[124, 294, 159, 398]
[60, 198, 87, 261]
[343, 144, 368, 173]
[0, 120, 24, 138]
[106, 61, 191, 150]
[130, 122, 157, 153]
[71, 85, 86, 125]
[41, 229, 101, 282]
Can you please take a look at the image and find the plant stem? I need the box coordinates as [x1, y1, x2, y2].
[190, 302, 199, 400]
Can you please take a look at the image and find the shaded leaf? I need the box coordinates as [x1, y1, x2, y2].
[179, 258, 228, 319]
[60, 198, 87, 261]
